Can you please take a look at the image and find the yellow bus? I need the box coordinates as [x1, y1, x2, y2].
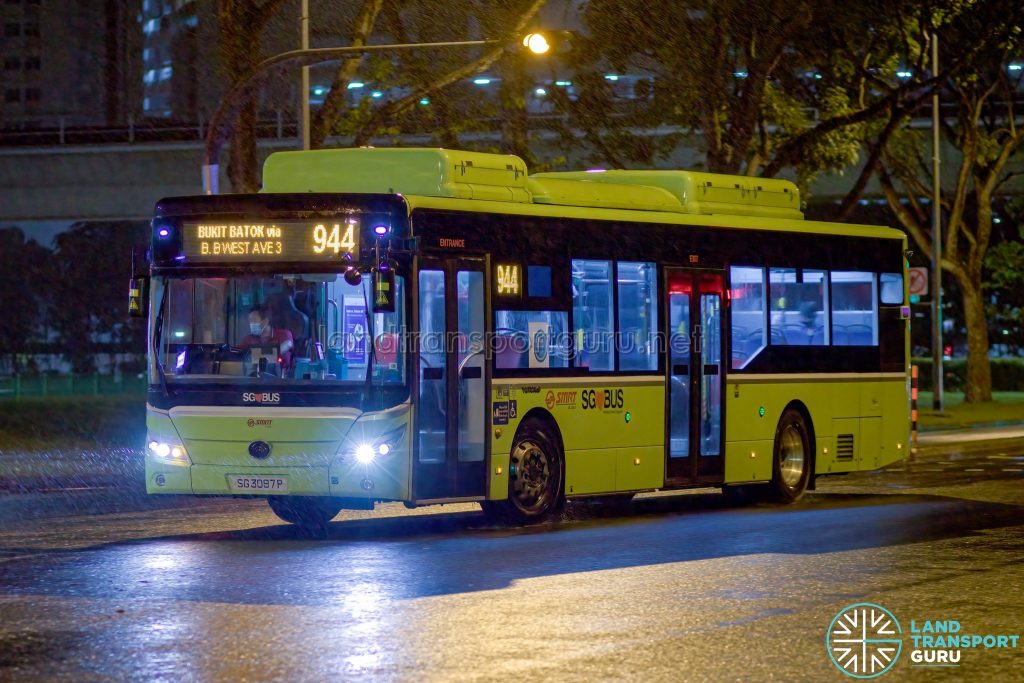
[138, 147, 910, 528]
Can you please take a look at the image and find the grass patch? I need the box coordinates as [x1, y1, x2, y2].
[917, 391, 1024, 430]
[0, 395, 146, 453]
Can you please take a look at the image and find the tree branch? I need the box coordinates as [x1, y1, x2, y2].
[352, 0, 546, 146]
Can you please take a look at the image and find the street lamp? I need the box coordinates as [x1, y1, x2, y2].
[202, 32, 558, 194]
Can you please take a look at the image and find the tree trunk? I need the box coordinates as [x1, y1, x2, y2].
[228, 99, 260, 192]
[959, 279, 992, 403]
[497, 52, 533, 164]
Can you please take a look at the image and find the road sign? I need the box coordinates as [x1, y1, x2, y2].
[908, 267, 928, 297]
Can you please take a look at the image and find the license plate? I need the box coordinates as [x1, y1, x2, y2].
[228, 475, 289, 493]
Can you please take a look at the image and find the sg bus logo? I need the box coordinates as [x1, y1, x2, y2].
[827, 603, 902, 678]
[580, 388, 624, 411]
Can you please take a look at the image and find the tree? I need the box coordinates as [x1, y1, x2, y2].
[879, 5, 1024, 402]
[348, 0, 548, 148]
[216, 0, 289, 192]
[549, 0, 971, 197]
[0, 228, 50, 374]
[50, 222, 149, 373]
[308, 0, 386, 149]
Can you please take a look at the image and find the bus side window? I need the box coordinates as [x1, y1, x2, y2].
[571, 259, 613, 371]
[768, 268, 829, 347]
[831, 271, 879, 346]
[494, 310, 568, 370]
[616, 262, 658, 371]
[729, 266, 767, 369]
[880, 273, 903, 304]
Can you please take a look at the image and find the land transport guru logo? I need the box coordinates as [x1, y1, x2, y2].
[826, 602, 1020, 678]
[827, 603, 902, 678]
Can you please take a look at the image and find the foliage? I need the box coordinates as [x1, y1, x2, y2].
[0, 228, 50, 374]
[545, 0, 945, 189]
[49, 222, 149, 374]
[879, 0, 1024, 402]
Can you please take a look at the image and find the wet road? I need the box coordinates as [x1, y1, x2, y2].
[0, 445, 1022, 681]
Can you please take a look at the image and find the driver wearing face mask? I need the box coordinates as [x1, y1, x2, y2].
[239, 304, 295, 369]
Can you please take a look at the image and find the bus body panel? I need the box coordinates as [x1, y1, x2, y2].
[488, 378, 666, 500]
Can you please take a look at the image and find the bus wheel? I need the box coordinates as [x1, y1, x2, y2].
[767, 409, 812, 503]
[486, 418, 564, 524]
[267, 496, 342, 530]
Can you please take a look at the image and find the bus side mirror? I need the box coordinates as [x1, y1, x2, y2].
[128, 277, 149, 318]
[371, 266, 395, 313]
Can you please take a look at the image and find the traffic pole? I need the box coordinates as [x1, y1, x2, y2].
[910, 364, 919, 458]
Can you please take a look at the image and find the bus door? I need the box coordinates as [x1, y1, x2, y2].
[414, 257, 489, 500]
[665, 268, 725, 483]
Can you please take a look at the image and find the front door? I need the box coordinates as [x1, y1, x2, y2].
[414, 257, 488, 500]
[666, 268, 725, 483]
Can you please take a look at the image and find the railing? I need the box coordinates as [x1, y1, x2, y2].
[0, 115, 300, 148]
[0, 374, 147, 399]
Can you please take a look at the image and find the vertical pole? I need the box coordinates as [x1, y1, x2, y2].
[910, 365, 918, 457]
[299, 0, 311, 151]
[931, 32, 944, 411]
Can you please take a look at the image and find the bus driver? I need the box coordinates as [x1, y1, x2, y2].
[239, 304, 295, 369]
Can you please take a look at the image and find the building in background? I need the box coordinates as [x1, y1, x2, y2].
[0, 0, 141, 129]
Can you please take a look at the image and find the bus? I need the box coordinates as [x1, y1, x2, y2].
[135, 147, 910, 529]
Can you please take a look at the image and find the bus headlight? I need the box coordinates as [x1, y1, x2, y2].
[148, 440, 191, 465]
[350, 425, 406, 465]
[355, 444, 376, 464]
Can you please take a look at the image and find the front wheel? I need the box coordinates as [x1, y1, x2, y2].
[482, 417, 564, 524]
[267, 496, 342, 530]
[766, 408, 812, 503]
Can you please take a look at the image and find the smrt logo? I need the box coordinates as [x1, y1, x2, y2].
[246, 418, 273, 427]
[827, 603, 902, 678]
[544, 390, 577, 410]
[242, 392, 280, 404]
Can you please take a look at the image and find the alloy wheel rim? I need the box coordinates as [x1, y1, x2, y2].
[510, 439, 552, 512]
[779, 424, 806, 488]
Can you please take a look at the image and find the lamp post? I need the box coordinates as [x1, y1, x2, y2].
[299, 0, 310, 152]
[930, 32, 943, 411]
[201, 33, 553, 194]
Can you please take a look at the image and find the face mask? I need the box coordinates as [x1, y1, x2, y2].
[249, 323, 263, 335]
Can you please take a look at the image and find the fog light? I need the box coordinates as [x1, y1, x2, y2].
[355, 444, 375, 464]
[377, 443, 391, 456]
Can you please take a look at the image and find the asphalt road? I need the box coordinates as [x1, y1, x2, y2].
[0, 443, 1022, 682]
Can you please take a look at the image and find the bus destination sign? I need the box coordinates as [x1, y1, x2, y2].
[181, 220, 360, 262]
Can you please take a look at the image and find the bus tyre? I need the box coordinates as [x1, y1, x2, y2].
[485, 417, 564, 525]
[267, 496, 342, 530]
[767, 408, 812, 503]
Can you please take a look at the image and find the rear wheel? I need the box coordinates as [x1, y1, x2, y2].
[766, 408, 812, 503]
[483, 417, 564, 524]
[267, 496, 342, 530]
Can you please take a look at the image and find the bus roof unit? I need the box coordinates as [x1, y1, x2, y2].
[261, 147, 802, 220]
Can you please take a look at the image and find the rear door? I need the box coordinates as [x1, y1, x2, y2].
[665, 268, 725, 483]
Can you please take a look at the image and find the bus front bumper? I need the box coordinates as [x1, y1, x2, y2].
[145, 458, 403, 500]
